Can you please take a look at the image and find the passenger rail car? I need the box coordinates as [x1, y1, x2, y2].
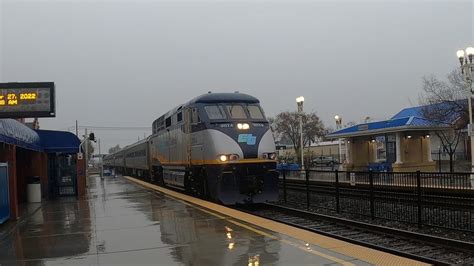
[123, 140, 149, 178]
[104, 92, 279, 204]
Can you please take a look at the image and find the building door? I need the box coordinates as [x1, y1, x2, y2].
[386, 135, 396, 163]
[0, 163, 10, 224]
[48, 154, 77, 197]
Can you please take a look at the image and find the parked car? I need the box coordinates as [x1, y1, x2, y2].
[311, 156, 339, 167]
[103, 169, 112, 176]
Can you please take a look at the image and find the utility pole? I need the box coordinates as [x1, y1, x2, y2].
[296, 96, 305, 172]
[99, 138, 103, 179]
[84, 128, 88, 183]
[75, 120, 78, 136]
[335, 115, 343, 170]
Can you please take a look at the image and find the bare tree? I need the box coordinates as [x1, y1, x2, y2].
[419, 69, 468, 172]
[271, 111, 325, 164]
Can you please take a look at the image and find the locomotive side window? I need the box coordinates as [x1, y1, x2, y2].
[165, 117, 171, 127]
[177, 112, 182, 122]
[247, 105, 264, 119]
[226, 105, 247, 119]
[191, 108, 201, 124]
[204, 105, 226, 120]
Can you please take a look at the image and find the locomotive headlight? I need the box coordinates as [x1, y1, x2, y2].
[237, 123, 249, 130]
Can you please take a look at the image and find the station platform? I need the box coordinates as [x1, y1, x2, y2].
[0, 175, 427, 265]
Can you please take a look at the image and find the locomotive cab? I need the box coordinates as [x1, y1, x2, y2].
[145, 92, 279, 205]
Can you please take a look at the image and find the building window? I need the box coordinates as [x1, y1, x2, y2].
[375, 135, 386, 161]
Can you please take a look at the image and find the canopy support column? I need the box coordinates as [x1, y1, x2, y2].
[395, 133, 402, 164]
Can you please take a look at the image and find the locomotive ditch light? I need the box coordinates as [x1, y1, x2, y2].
[262, 152, 276, 160]
[219, 154, 239, 162]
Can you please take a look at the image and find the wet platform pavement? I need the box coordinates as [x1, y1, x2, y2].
[0, 175, 415, 265]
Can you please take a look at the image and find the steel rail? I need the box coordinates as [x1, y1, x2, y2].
[236, 203, 474, 265]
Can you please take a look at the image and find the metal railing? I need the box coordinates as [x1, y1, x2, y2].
[278, 169, 474, 232]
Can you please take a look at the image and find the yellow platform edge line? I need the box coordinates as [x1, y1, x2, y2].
[124, 176, 428, 266]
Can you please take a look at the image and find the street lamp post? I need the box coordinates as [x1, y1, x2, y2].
[334, 115, 342, 168]
[296, 96, 305, 171]
[457, 46, 474, 186]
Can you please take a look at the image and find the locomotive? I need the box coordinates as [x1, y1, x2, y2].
[104, 92, 279, 204]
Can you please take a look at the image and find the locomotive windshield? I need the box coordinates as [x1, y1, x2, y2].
[247, 105, 264, 119]
[204, 103, 265, 120]
[204, 105, 227, 119]
[226, 105, 247, 119]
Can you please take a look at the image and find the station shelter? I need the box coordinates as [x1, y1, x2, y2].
[0, 119, 84, 223]
[326, 105, 460, 172]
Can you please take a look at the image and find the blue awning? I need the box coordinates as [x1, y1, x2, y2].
[0, 119, 42, 151]
[36, 130, 80, 153]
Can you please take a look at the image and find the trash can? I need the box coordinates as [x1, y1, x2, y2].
[27, 176, 41, 203]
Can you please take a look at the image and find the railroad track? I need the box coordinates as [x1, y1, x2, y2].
[236, 203, 474, 265]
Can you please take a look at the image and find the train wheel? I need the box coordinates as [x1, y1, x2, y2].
[156, 167, 165, 186]
[184, 172, 194, 195]
[200, 169, 209, 199]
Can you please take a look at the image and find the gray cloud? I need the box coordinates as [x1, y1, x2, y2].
[1, 0, 472, 151]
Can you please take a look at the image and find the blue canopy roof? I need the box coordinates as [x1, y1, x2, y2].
[391, 102, 464, 122]
[36, 130, 80, 153]
[327, 104, 455, 138]
[391, 106, 423, 119]
[0, 119, 42, 151]
[0, 119, 80, 153]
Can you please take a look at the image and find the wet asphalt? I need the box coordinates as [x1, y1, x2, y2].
[0, 175, 369, 265]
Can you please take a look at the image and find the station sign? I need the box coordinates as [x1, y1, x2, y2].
[0, 82, 55, 118]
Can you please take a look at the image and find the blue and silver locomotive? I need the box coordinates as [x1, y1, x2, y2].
[104, 92, 279, 204]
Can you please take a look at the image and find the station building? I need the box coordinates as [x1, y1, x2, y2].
[326, 105, 467, 172]
[0, 119, 84, 223]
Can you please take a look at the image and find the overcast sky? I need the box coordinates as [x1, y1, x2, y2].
[0, 0, 473, 151]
